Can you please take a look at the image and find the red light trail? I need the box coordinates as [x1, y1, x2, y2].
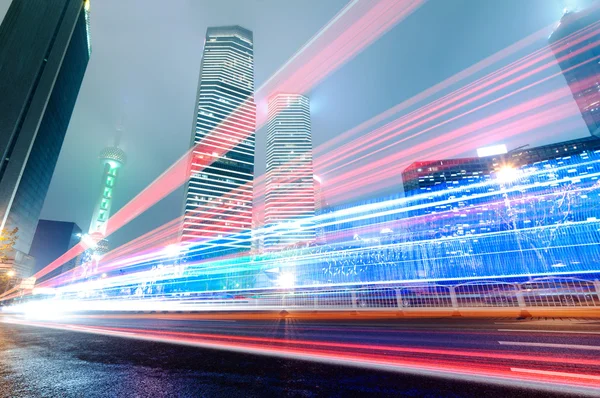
[255, 0, 425, 125]
[317, 28, 600, 177]
[4, 317, 600, 395]
[7, 0, 427, 289]
[313, 23, 555, 158]
[8, 4, 599, 296]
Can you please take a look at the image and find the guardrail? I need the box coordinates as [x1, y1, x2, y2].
[13, 277, 599, 315]
[159, 277, 600, 312]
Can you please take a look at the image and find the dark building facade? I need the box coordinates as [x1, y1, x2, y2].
[0, 0, 91, 276]
[503, 136, 600, 166]
[549, 7, 600, 138]
[402, 157, 494, 196]
[29, 220, 81, 283]
[402, 136, 600, 196]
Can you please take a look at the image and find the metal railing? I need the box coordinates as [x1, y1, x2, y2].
[146, 277, 600, 312]
[25, 277, 600, 313]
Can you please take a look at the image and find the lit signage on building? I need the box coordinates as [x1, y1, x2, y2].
[477, 144, 507, 158]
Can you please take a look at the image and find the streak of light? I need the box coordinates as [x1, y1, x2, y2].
[256, 0, 425, 116]
[39, 154, 600, 293]
[499, 341, 600, 351]
[12, 12, 600, 294]
[25, 1, 425, 285]
[314, 23, 556, 157]
[316, 21, 600, 174]
[498, 329, 600, 335]
[321, 39, 600, 179]
[510, 368, 600, 381]
[3, 318, 600, 394]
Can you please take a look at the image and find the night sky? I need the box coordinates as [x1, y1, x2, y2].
[0, 0, 595, 249]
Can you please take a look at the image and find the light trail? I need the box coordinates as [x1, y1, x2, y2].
[34, 156, 600, 296]
[255, 0, 425, 117]
[499, 341, 600, 351]
[36, 42, 596, 276]
[252, 21, 600, 211]
[320, 63, 600, 202]
[320, 36, 600, 179]
[313, 23, 555, 157]
[8, 4, 599, 298]
[315, 6, 598, 168]
[3, 317, 599, 395]
[48, 149, 593, 286]
[315, 24, 599, 173]
[20, 0, 425, 287]
[324, 100, 579, 201]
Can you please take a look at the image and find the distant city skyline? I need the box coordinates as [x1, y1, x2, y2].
[0, 0, 593, 251]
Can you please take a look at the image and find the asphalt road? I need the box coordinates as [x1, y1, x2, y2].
[1, 314, 599, 397]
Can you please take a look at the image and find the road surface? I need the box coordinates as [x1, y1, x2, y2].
[1, 314, 599, 397]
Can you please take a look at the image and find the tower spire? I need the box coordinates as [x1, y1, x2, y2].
[114, 111, 125, 147]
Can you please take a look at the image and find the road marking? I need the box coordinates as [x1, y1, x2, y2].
[511, 367, 600, 381]
[498, 329, 600, 335]
[70, 325, 138, 335]
[495, 320, 600, 325]
[188, 319, 237, 322]
[499, 341, 600, 350]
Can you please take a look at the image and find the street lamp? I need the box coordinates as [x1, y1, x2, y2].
[1, 269, 16, 295]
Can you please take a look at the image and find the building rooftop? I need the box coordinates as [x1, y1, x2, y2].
[206, 25, 253, 42]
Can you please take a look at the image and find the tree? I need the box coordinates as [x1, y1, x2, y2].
[0, 227, 18, 264]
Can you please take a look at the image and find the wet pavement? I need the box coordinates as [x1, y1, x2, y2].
[0, 318, 585, 398]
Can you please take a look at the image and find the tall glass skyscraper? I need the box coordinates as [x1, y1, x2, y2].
[0, 0, 91, 276]
[549, 7, 600, 137]
[183, 26, 256, 258]
[264, 94, 315, 247]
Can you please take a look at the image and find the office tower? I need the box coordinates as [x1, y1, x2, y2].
[502, 136, 600, 165]
[549, 7, 600, 137]
[182, 26, 256, 257]
[29, 220, 81, 283]
[402, 136, 600, 196]
[402, 157, 495, 197]
[0, 0, 91, 277]
[264, 94, 315, 247]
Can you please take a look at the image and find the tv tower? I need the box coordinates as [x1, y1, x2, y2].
[88, 125, 126, 237]
[79, 119, 126, 277]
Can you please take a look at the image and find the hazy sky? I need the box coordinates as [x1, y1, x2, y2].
[0, 0, 594, 249]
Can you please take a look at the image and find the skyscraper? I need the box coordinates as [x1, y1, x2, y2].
[183, 26, 256, 258]
[549, 6, 600, 137]
[264, 94, 315, 247]
[0, 0, 91, 277]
